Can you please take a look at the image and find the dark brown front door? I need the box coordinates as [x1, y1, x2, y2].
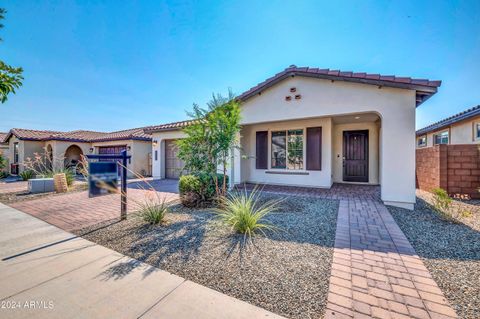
[343, 130, 369, 183]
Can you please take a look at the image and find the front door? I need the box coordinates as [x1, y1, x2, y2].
[165, 140, 184, 179]
[343, 130, 369, 183]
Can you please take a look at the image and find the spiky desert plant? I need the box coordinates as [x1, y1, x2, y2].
[213, 187, 282, 239]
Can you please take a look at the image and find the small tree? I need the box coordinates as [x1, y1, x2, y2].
[177, 91, 241, 198]
[0, 9, 24, 103]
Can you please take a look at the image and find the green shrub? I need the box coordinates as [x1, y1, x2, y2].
[179, 173, 229, 207]
[213, 187, 282, 238]
[19, 170, 35, 181]
[0, 170, 8, 179]
[138, 193, 169, 224]
[432, 188, 453, 220]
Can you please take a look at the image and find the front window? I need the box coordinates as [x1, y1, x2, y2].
[13, 142, 19, 163]
[476, 123, 480, 139]
[417, 136, 426, 147]
[434, 131, 449, 145]
[271, 129, 304, 170]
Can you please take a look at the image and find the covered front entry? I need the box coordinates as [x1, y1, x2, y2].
[165, 140, 184, 179]
[343, 130, 369, 183]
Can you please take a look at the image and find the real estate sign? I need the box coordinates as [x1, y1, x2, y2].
[88, 162, 118, 197]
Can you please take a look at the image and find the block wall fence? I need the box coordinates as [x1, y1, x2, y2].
[416, 144, 480, 199]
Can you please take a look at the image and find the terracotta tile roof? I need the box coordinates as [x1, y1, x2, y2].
[146, 65, 441, 133]
[143, 120, 198, 133]
[7, 128, 64, 141]
[0, 132, 8, 143]
[416, 105, 480, 136]
[238, 65, 441, 107]
[4, 127, 152, 143]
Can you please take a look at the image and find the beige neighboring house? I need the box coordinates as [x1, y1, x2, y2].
[146, 65, 441, 210]
[416, 105, 480, 147]
[1, 127, 152, 177]
[0, 132, 9, 170]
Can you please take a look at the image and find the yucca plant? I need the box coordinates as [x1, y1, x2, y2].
[19, 170, 34, 181]
[213, 187, 282, 239]
[139, 191, 170, 224]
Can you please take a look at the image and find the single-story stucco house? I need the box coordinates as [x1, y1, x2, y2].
[2, 127, 152, 177]
[416, 105, 480, 147]
[146, 66, 441, 209]
[0, 132, 9, 171]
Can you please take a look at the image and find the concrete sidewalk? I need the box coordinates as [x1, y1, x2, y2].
[0, 203, 284, 319]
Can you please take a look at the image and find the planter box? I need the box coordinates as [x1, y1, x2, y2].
[28, 178, 55, 194]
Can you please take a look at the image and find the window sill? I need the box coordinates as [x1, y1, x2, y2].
[265, 170, 310, 176]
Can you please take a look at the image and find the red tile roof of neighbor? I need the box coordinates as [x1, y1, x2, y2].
[0, 132, 8, 144]
[146, 65, 442, 133]
[416, 105, 480, 136]
[3, 127, 152, 143]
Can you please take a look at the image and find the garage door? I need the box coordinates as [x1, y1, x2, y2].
[165, 140, 184, 179]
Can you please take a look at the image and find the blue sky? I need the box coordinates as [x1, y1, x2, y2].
[0, 0, 479, 132]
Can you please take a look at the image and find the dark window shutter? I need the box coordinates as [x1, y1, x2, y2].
[306, 127, 322, 170]
[256, 131, 268, 169]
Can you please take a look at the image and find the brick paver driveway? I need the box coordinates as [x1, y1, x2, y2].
[9, 180, 179, 232]
[0, 181, 28, 194]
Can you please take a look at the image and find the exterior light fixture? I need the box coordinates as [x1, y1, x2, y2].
[89, 147, 94, 153]
[152, 140, 158, 147]
[127, 146, 131, 151]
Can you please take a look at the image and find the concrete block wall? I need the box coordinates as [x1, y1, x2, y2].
[416, 144, 480, 199]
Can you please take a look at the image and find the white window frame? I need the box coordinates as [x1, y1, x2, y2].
[474, 122, 480, 140]
[269, 128, 306, 171]
[434, 130, 449, 145]
[417, 135, 427, 148]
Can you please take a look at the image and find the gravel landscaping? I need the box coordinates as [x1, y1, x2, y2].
[389, 197, 480, 319]
[81, 194, 338, 319]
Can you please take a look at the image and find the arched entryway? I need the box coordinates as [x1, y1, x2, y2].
[64, 145, 83, 173]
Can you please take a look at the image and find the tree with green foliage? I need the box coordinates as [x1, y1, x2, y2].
[0, 8, 23, 103]
[177, 91, 241, 198]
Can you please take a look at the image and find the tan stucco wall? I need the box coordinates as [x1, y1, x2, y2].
[332, 121, 380, 184]
[151, 131, 187, 179]
[91, 140, 151, 177]
[8, 138, 45, 173]
[240, 76, 417, 208]
[240, 117, 333, 187]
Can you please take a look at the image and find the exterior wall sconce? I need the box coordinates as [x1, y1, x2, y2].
[126, 146, 131, 151]
[290, 87, 296, 93]
[152, 140, 158, 147]
[295, 94, 302, 100]
[89, 147, 94, 153]
[285, 96, 292, 101]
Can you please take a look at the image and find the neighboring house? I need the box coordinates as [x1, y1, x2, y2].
[416, 105, 480, 147]
[0, 132, 9, 170]
[146, 65, 441, 209]
[1, 127, 152, 177]
[416, 105, 480, 199]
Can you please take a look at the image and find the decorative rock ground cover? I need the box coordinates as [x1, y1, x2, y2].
[81, 194, 338, 319]
[389, 197, 480, 319]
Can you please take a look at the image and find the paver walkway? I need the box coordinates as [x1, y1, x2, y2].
[0, 203, 284, 319]
[325, 199, 458, 319]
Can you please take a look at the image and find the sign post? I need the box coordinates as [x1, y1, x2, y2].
[86, 150, 131, 220]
